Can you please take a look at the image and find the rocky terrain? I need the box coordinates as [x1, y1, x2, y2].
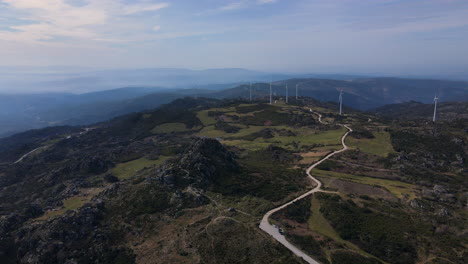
[0, 97, 466, 263]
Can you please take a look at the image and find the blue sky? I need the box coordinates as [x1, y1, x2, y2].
[0, 0, 467, 76]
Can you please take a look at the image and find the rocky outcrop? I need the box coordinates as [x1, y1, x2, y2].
[157, 138, 240, 188]
[12, 200, 135, 264]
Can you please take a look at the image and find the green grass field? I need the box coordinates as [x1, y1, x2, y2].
[151, 122, 192, 134]
[221, 139, 272, 151]
[259, 127, 346, 146]
[37, 190, 101, 220]
[196, 107, 237, 126]
[38, 196, 88, 219]
[112, 156, 171, 179]
[308, 196, 342, 241]
[196, 110, 217, 126]
[308, 196, 380, 261]
[197, 125, 269, 139]
[311, 169, 417, 199]
[194, 103, 348, 153]
[198, 124, 346, 152]
[347, 131, 396, 157]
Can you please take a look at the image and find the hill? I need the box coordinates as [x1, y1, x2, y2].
[372, 101, 468, 120]
[1, 76, 467, 137]
[217, 77, 468, 110]
[0, 97, 466, 263]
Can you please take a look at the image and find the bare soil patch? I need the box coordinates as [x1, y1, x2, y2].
[319, 177, 396, 200]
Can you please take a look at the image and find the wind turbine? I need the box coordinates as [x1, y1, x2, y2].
[339, 89, 344, 115]
[286, 84, 289, 104]
[296, 83, 299, 100]
[269, 80, 273, 104]
[249, 82, 252, 102]
[433, 88, 439, 122]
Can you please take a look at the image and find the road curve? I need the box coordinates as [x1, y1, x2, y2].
[13, 146, 44, 164]
[259, 112, 352, 264]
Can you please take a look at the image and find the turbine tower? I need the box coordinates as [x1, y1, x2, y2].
[286, 84, 289, 104]
[339, 89, 344, 115]
[296, 83, 299, 100]
[269, 80, 273, 104]
[249, 82, 252, 102]
[433, 89, 439, 122]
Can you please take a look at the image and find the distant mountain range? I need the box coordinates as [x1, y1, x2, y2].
[0, 75, 467, 137]
[1, 67, 359, 93]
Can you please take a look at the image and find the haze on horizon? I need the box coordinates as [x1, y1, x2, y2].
[1, 0, 468, 78]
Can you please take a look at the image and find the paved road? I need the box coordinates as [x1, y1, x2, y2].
[259, 112, 352, 264]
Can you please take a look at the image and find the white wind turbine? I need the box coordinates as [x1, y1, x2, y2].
[249, 82, 252, 102]
[270, 80, 273, 104]
[286, 84, 289, 104]
[296, 83, 299, 99]
[433, 88, 439, 122]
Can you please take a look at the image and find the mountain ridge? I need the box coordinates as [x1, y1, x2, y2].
[1, 76, 467, 137]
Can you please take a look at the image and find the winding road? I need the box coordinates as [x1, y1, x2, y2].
[13, 146, 45, 164]
[259, 111, 352, 264]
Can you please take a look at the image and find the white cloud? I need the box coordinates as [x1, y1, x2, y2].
[153, 25, 161, 31]
[258, 0, 278, 4]
[0, 0, 169, 43]
[218, 0, 277, 12]
[219, 2, 246, 11]
[123, 3, 169, 15]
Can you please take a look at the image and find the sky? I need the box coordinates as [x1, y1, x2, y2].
[1, 0, 468, 76]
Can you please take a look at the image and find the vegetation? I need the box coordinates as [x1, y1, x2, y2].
[197, 109, 218, 126]
[272, 193, 385, 264]
[213, 148, 307, 202]
[214, 121, 241, 133]
[349, 126, 375, 139]
[197, 125, 264, 139]
[315, 159, 342, 171]
[281, 198, 311, 223]
[317, 193, 418, 264]
[112, 157, 170, 179]
[312, 168, 417, 199]
[347, 131, 395, 157]
[390, 130, 465, 171]
[106, 182, 171, 218]
[240, 105, 316, 127]
[373, 101, 468, 121]
[330, 251, 381, 264]
[287, 234, 329, 264]
[37, 189, 102, 220]
[308, 196, 342, 242]
[151, 122, 192, 134]
[1, 97, 466, 264]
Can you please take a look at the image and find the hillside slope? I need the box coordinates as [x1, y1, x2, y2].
[373, 101, 468, 120]
[215, 77, 468, 110]
[1, 97, 466, 264]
